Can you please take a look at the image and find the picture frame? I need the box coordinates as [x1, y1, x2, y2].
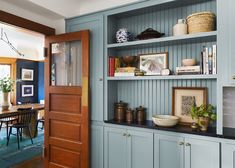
[139, 52, 168, 75]
[172, 87, 207, 125]
[21, 68, 34, 81]
[22, 85, 34, 97]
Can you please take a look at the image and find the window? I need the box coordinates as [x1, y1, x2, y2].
[0, 64, 11, 105]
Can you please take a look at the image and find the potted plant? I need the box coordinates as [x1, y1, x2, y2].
[0, 76, 14, 110]
[190, 104, 216, 131]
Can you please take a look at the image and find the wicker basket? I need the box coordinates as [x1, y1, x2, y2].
[186, 12, 216, 34]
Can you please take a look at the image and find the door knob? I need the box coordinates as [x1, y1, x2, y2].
[178, 142, 184, 145]
[185, 143, 191, 146]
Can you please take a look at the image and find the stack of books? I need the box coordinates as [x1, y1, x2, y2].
[114, 67, 137, 77]
[201, 45, 217, 75]
[176, 66, 201, 75]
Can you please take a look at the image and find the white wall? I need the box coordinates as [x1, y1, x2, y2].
[0, 0, 65, 34]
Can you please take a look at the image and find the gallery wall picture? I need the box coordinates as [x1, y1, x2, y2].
[22, 85, 34, 97]
[172, 87, 207, 125]
[21, 68, 34, 81]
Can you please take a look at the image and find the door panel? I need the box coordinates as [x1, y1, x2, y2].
[229, 0, 235, 84]
[45, 30, 90, 168]
[184, 138, 220, 168]
[154, 134, 184, 168]
[104, 127, 127, 168]
[222, 142, 235, 168]
[127, 130, 153, 168]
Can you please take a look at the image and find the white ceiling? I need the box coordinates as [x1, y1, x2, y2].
[1, 0, 141, 18]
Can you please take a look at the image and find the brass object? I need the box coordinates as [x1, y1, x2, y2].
[135, 71, 145, 76]
[136, 106, 146, 124]
[191, 122, 198, 130]
[126, 108, 134, 123]
[114, 101, 128, 122]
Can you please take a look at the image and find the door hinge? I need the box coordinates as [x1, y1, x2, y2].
[44, 47, 48, 57]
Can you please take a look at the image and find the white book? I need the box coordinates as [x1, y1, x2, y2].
[114, 72, 135, 77]
[205, 47, 209, 74]
[203, 47, 206, 74]
[212, 45, 217, 74]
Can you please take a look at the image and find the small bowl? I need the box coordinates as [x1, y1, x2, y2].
[152, 115, 179, 127]
[182, 59, 196, 66]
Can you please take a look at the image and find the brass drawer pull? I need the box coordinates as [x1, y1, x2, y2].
[178, 142, 184, 145]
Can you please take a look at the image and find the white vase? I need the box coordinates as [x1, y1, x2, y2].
[2, 92, 12, 111]
[173, 19, 188, 36]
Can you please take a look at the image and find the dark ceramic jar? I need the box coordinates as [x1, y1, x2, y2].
[136, 106, 146, 124]
[114, 101, 128, 122]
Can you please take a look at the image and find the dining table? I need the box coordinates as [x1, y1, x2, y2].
[0, 103, 45, 137]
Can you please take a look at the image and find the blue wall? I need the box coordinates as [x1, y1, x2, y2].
[38, 62, 44, 102]
[16, 59, 39, 104]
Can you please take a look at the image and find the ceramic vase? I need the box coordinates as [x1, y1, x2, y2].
[2, 92, 11, 111]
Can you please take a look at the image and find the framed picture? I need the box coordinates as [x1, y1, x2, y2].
[22, 68, 34, 81]
[22, 85, 34, 97]
[139, 52, 168, 75]
[172, 87, 207, 125]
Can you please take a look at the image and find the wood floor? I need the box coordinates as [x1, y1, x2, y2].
[12, 156, 43, 168]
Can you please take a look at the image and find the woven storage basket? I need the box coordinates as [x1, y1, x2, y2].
[186, 12, 216, 34]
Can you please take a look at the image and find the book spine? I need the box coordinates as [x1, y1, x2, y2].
[208, 47, 213, 74]
[212, 45, 217, 74]
[109, 57, 115, 77]
[203, 46, 206, 75]
[200, 52, 204, 74]
[115, 58, 121, 70]
[205, 47, 209, 74]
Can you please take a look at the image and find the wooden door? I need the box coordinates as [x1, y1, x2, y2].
[44, 30, 90, 168]
[154, 134, 184, 168]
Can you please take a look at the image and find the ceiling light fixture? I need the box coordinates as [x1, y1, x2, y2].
[0, 28, 24, 57]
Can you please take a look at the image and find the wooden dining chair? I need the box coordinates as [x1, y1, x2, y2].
[0, 116, 18, 143]
[7, 108, 33, 149]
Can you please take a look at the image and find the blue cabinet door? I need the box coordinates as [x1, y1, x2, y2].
[154, 134, 184, 168]
[229, 0, 235, 85]
[104, 127, 127, 168]
[66, 15, 104, 121]
[127, 130, 153, 168]
[222, 142, 235, 168]
[91, 124, 103, 168]
[184, 138, 220, 168]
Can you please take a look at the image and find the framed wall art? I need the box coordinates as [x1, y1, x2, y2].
[139, 52, 168, 75]
[21, 68, 34, 81]
[22, 85, 34, 97]
[172, 87, 207, 125]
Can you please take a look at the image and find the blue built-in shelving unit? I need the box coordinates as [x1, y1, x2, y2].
[104, 0, 219, 127]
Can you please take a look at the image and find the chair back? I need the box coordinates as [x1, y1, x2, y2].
[18, 108, 33, 125]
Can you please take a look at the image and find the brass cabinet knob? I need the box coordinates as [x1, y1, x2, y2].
[123, 133, 127, 136]
[178, 142, 184, 145]
[185, 143, 191, 146]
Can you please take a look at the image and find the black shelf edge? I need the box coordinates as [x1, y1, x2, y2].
[104, 120, 235, 140]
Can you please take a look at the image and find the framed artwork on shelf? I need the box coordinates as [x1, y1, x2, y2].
[139, 52, 168, 75]
[21, 68, 34, 81]
[22, 85, 34, 97]
[172, 87, 207, 125]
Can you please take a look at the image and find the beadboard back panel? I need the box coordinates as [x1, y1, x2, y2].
[107, 40, 216, 74]
[223, 87, 235, 128]
[107, 79, 217, 120]
[107, 0, 216, 44]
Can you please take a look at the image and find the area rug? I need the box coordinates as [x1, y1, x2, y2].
[0, 128, 44, 168]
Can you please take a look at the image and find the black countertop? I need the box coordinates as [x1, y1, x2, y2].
[105, 120, 235, 140]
